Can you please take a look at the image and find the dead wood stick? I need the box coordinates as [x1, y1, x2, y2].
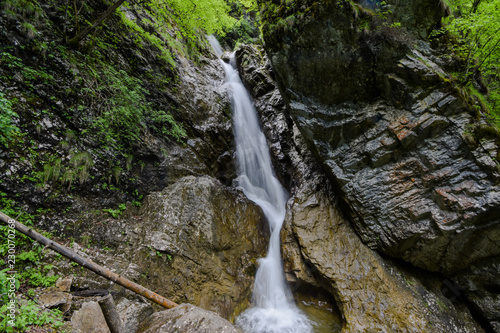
[98, 294, 124, 333]
[0, 211, 178, 309]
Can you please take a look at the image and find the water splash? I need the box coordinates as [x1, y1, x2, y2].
[207, 35, 224, 58]
[211, 37, 312, 333]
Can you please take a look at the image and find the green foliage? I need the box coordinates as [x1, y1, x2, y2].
[75, 57, 186, 149]
[231, 0, 257, 11]
[149, 110, 187, 142]
[0, 92, 19, 148]
[39, 150, 93, 189]
[103, 203, 127, 218]
[0, 268, 19, 304]
[1, 0, 45, 40]
[0, 195, 63, 332]
[0, 300, 64, 332]
[17, 250, 39, 263]
[75, 60, 186, 151]
[219, 0, 260, 49]
[435, 0, 500, 126]
[0, 192, 34, 227]
[0, 51, 54, 90]
[20, 267, 59, 288]
[119, 9, 177, 67]
[154, 0, 237, 38]
[83, 65, 146, 147]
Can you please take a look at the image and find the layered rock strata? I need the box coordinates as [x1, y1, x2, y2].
[253, 0, 500, 329]
[235, 43, 484, 332]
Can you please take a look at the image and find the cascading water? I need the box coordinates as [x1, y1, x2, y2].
[208, 35, 313, 333]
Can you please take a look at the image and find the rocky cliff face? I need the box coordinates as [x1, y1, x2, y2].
[0, 1, 236, 234]
[253, 0, 500, 330]
[235, 43, 484, 332]
[0, 2, 253, 330]
[3, 0, 500, 331]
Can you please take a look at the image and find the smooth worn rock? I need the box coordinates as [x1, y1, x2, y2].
[286, 183, 482, 332]
[59, 176, 268, 320]
[71, 301, 110, 333]
[137, 303, 238, 333]
[116, 295, 154, 333]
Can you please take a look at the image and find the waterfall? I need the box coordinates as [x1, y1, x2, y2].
[209, 36, 313, 333]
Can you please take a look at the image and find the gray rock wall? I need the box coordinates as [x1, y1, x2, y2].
[255, 0, 500, 328]
[235, 43, 484, 332]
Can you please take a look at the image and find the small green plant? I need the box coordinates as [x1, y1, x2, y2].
[0, 196, 64, 331]
[149, 110, 187, 142]
[0, 268, 19, 304]
[20, 270, 59, 288]
[103, 203, 127, 218]
[0, 91, 19, 148]
[436, 299, 448, 311]
[20, 22, 36, 40]
[0, 300, 64, 332]
[430, 0, 500, 128]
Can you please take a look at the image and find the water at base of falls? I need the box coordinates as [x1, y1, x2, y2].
[209, 35, 313, 333]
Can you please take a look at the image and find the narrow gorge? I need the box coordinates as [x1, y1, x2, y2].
[0, 0, 499, 332]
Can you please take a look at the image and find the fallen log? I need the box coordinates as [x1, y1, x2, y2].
[0, 211, 178, 309]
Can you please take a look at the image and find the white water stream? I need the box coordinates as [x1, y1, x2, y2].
[208, 36, 313, 333]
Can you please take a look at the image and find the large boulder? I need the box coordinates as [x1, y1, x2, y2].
[137, 303, 238, 333]
[71, 301, 110, 333]
[50, 175, 268, 319]
[285, 182, 483, 332]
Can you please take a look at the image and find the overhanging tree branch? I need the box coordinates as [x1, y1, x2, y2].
[476, 37, 500, 72]
[68, 0, 128, 46]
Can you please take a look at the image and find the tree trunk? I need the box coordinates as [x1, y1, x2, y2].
[471, 0, 481, 14]
[68, 0, 127, 46]
[0, 211, 178, 309]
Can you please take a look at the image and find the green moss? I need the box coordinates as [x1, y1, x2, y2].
[474, 124, 500, 142]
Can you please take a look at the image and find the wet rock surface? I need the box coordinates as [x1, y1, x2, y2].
[235, 39, 486, 332]
[258, 0, 500, 275]
[48, 176, 268, 320]
[452, 257, 500, 331]
[0, 7, 236, 238]
[286, 182, 483, 332]
[254, 0, 500, 328]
